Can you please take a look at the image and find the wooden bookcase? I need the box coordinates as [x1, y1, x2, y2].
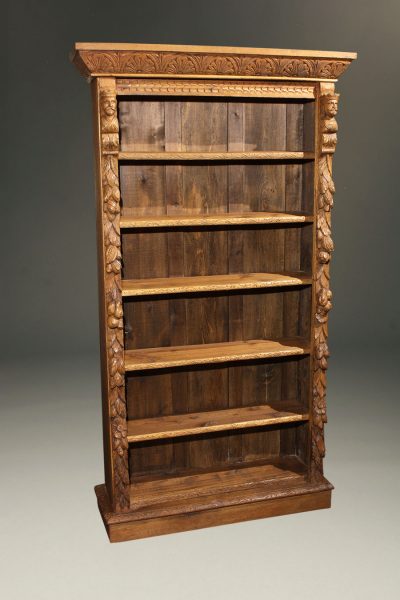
[72, 43, 356, 542]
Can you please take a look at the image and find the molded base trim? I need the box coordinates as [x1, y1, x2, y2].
[95, 479, 333, 543]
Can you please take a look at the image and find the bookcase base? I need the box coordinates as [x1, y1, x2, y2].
[95, 480, 333, 543]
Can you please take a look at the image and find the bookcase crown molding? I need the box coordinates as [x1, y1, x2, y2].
[72, 42, 356, 81]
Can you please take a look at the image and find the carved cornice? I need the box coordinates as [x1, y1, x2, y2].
[74, 49, 353, 81]
[99, 82, 129, 511]
[311, 87, 339, 481]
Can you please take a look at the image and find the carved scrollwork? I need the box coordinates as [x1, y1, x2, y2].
[99, 83, 129, 511]
[78, 50, 351, 80]
[311, 90, 339, 480]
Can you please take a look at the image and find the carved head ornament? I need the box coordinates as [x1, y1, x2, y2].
[101, 89, 117, 117]
[322, 94, 339, 118]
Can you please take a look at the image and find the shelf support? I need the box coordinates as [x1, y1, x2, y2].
[311, 82, 339, 480]
[94, 77, 130, 512]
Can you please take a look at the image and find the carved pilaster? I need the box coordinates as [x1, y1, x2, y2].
[99, 81, 129, 511]
[311, 84, 339, 480]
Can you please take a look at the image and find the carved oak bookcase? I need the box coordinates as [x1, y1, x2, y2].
[72, 43, 356, 542]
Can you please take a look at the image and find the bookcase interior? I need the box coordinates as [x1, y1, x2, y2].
[118, 95, 314, 489]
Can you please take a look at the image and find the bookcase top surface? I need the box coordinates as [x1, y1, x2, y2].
[72, 42, 356, 82]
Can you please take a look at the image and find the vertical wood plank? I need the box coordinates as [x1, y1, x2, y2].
[165, 99, 189, 472]
[227, 101, 245, 463]
[243, 103, 286, 461]
[181, 100, 229, 469]
[120, 98, 173, 479]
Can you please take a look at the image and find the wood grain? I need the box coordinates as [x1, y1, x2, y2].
[130, 456, 307, 506]
[120, 211, 313, 228]
[124, 338, 309, 371]
[72, 43, 356, 83]
[118, 151, 314, 161]
[127, 404, 309, 442]
[95, 478, 332, 541]
[72, 41, 356, 540]
[121, 272, 311, 296]
[119, 96, 175, 480]
[92, 78, 130, 512]
[74, 41, 356, 59]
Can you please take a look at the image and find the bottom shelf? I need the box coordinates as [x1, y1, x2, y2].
[130, 455, 307, 509]
[95, 456, 333, 542]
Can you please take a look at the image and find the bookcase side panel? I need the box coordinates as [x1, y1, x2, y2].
[311, 82, 338, 480]
[92, 77, 129, 511]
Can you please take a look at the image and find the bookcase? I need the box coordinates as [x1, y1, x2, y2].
[72, 43, 356, 542]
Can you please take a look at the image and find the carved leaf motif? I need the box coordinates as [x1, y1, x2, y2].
[312, 92, 339, 481]
[99, 82, 129, 512]
[318, 61, 347, 78]
[243, 57, 277, 76]
[80, 50, 351, 80]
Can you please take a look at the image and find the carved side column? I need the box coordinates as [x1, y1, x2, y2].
[311, 83, 339, 481]
[97, 78, 129, 511]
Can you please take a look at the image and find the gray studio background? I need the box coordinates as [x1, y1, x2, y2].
[2, 1, 399, 599]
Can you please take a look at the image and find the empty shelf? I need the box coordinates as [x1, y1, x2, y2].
[120, 211, 313, 229]
[130, 456, 308, 509]
[124, 338, 309, 371]
[127, 403, 308, 443]
[118, 151, 314, 161]
[122, 272, 312, 297]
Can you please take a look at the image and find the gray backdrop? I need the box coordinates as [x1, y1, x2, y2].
[3, 2, 400, 599]
[4, 0, 400, 359]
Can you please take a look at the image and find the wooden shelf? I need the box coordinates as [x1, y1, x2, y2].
[118, 151, 314, 161]
[122, 272, 312, 297]
[130, 456, 308, 509]
[120, 211, 313, 229]
[124, 338, 309, 371]
[127, 403, 308, 443]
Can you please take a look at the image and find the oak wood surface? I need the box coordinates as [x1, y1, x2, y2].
[118, 150, 314, 161]
[72, 42, 356, 84]
[130, 456, 306, 506]
[95, 480, 332, 541]
[121, 272, 311, 296]
[120, 211, 313, 228]
[124, 338, 308, 371]
[74, 41, 356, 60]
[72, 41, 356, 540]
[116, 79, 316, 99]
[127, 404, 309, 442]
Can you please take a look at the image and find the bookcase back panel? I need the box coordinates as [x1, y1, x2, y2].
[121, 226, 312, 280]
[129, 420, 310, 480]
[126, 355, 310, 480]
[119, 162, 314, 216]
[123, 287, 311, 350]
[118, 97, 314, 152]
[119, 92, 314, 497]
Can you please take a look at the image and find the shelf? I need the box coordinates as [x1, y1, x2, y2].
[120, 211, 313, 229]
[121, 272, 312, 297]
[118, 151, 314, 161]
[127, 403, 308, 443]
[124, 338, 309, 371]
[129, 456, 308, 509]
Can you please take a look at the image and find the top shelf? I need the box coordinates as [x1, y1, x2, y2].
[118, 151, 314, 162]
